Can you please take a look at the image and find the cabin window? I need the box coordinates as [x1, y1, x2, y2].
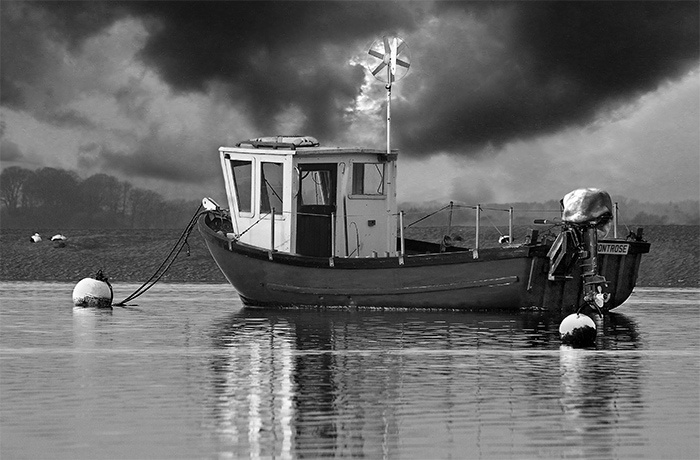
[260, 162, 284, 214]
[299, 169, 334, 206]
[352, 162, 385, 196]
[230, 160, 252, 213]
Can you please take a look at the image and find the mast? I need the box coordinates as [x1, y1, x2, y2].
[368, 36, 410, 155]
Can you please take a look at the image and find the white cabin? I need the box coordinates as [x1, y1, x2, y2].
[219, 136, 399, 258]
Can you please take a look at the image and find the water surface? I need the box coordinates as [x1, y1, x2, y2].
[1, 283, 698, 459]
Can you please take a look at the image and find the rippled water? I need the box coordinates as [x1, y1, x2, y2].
[1, 282, 698, 459]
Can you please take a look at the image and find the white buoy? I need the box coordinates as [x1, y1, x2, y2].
[72, 272, 113, 309]
[51, 234, 67, 248]
[30, 233, 42, 243]
[559, 313, 597, 347]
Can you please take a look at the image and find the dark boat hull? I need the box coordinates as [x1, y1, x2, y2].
[198, 213, 649, 313]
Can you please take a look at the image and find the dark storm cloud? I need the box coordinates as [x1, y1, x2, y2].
[0, 138, 24, 162]
[80, 127, 220, 184]
[83, 144, 198, 182]
[42, 108, 97, 130]
[0, 1, 130, 106]
[395, 1, 699, 155]
[128, 1, 418, 138]
[0, 121, 23, 162]
[2, 1, 698, 162]
[1, 3, 51, 109]
[0, 77, 24, 109]
[16, 0, 417, 140]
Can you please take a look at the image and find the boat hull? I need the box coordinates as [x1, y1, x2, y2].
[198, 213, 649, 313]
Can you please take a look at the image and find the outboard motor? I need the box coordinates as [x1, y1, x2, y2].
[548, 188, 613, 314]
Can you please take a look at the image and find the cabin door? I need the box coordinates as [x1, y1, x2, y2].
[296, 164, 337, 257]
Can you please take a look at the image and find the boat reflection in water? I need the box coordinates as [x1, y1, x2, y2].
[208, 308, 642, 458]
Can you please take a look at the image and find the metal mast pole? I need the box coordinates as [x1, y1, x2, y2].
[386, 67, 392, 155]
[368, 36, 408, 156]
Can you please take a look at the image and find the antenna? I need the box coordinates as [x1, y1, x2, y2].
[367, 36, 410, 154]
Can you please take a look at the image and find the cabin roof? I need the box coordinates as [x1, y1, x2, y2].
[220, 136, 397, 159]
[221, 146, 396, 155]
[220, 146, 399, 162]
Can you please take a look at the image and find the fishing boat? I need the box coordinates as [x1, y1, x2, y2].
[198, 36, 649, 313]
[197, 135, 650, 313]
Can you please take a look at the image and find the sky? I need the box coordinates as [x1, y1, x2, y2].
[1, 1, 698, 206]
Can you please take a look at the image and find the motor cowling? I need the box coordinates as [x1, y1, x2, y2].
[562, 188, 613, 236]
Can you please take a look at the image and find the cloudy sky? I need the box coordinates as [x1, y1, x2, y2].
[1, 1, 698, 205]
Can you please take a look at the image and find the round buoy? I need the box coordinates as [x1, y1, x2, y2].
[559, 313, 597, 347]
[51, 234, 67, 248]
[72, 275, 113, 309]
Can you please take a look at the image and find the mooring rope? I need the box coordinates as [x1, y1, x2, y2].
[112, 203, 203, 306]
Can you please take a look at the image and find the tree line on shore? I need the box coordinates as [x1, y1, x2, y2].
[1, 165, 697, 229]
[0, 166, 199, 229]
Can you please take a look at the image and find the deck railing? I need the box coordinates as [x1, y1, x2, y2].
[229, 199, 626, 266]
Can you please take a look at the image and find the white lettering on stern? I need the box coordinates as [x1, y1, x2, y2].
[598, 243, 629, 255]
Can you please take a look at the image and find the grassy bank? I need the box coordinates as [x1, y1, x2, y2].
[0, 225, 697, 287]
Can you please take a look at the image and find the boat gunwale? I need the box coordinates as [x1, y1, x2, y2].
[198, 212, 649, 270]
[199, 213, 550, 270]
